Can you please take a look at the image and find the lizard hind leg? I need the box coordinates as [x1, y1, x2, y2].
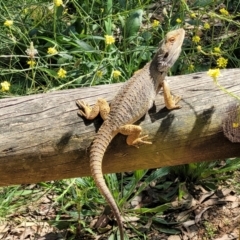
[118, 125, 152, 147]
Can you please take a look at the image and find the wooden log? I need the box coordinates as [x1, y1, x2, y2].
[0, 69, 239, 186]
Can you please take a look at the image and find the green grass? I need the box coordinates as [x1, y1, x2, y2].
[0, 0, 240, 239]
[1, 159, 239, 238]
[1, 0, 240, 95]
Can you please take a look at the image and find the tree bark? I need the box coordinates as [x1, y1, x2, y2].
[0, 69, 239, 186]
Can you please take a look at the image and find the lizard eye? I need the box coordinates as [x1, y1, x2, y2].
[169, 37, 175, 43]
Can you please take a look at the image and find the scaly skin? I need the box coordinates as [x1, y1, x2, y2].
[76, 28, 185, 240]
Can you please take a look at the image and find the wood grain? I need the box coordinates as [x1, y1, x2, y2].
[0, 69, 239, 186]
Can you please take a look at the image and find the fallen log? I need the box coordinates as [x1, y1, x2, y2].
[0, 69, 239, 186]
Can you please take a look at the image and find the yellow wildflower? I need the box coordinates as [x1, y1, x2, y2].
[27, 60, 36, 68]
[1, 81, 11, 92]
[113, 70, 121, 78]
[57, 68, 67, 78]
[96, 70, 103, 78]
[104, 35, 115, 45]
[190, 13, 196, 18]
[176, 18, 182, 23]
[192, 35, 200, 43]
[152, 20, 160, 28]
[100, 8, 104, 13]
[219, 8, 229, 16]
[188, 64, 195, 71]
[207, 68, 221, 79]
[4, 20, 13, 27]
[232, 122, 239, 128]
[47, 47, 58, 55]
[216, 57, 228, 68]
[54, 0, 63, 7]
[196, 45, 202, 51]
[213, 47, 221, 54]
[203, 22, 210, 30]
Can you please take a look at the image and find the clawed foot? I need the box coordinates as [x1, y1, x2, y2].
[132, 135, 152, 148]
[164, 94, 182, 110]
[163, 80, 182, 110]
[76, 98, 110, 121]
[171, 95, 182, 109]
[76, 100, 100, 120]
[76, 100, 85, 108]
[76, 100, 88, 111]
[76, 100, 92, 118]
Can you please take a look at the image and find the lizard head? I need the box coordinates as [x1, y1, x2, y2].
[157, 28, 185, 71]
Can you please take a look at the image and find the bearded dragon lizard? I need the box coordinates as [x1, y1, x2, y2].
[76, 28, 185, 240]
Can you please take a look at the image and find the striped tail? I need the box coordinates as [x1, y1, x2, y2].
[90, 125, 124, 240]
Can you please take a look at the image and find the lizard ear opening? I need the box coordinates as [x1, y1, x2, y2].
[163, 52, 169, 59]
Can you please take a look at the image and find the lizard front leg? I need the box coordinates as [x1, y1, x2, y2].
[118, 125, 152, 147]
[163, 80, 181, 110]
[76, 99, 110, 120]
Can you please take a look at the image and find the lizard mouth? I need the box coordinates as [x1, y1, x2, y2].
[157, 48, 181, 68]
[167, 46, 181, 66]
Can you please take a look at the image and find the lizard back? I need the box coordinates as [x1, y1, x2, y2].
[107, 62, 158, 129]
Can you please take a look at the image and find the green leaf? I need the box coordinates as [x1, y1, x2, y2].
[118, 0, 126, 9]
[75, 18, 84, 34]
[56, 5, 64, 18]
[125, 9, 143, 38]
[57, 57, 69, 64]
[192, 0, 215, 7]
[74, 39, 95, 51]
[15, 189, 40, 196]
[58, 53, 73, 60]
[218, 158, 240, 173]
[153, 217, 179, 225]
[155, 226, 181, 234]
[104, 20, 112, 35]
[83, 35, 105, 41]
[28, 28, 39, 38]
[158, 185, 179, 202]
[144, 168, 170, 183]
[178, 182, 188, 200]
[36, 36, 59, 46]
[122, 168, 170, 206]
[106, 0, 113, 13]
[132, 203, 171, 214]
[201, 158, 240, 178]
[155, 181, 173, 190]
[117, 14, 125, 28]
[105, 174, 121, 201]
[202, 181, 218, 191]
[134, 169, 147, 181]
[39, 68, 57, 78]
[105, 0, 112, 34]
[142, 31, 152, 41]
[108, 233, 115, 240]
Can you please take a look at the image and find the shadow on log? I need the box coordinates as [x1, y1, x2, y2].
[0, 69, 239, 186]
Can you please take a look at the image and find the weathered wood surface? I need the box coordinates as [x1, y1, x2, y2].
[0, 69, 240, 186]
